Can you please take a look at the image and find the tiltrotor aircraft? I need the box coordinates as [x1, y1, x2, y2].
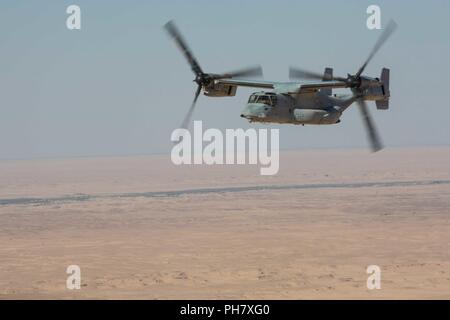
[164, 20, 397, 152]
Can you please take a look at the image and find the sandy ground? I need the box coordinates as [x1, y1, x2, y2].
[0, 146, 449, 299]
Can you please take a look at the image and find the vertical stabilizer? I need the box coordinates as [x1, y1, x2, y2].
[321, 67, 333, 96]
[376, 68, 390, 110]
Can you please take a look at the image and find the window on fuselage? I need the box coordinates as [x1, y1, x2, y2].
[248, 94, 258, 103]
[256, 95, 272, 106]
[248, 94, 277, 106]
[271, 95, 277, 106]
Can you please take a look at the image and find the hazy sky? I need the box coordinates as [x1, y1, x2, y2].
[0, 0, 449, 159]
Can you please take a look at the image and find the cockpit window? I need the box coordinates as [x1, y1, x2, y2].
[256, 95, 271, 105]
[248, 94, 258, 103]
[248, 94, 277, 106]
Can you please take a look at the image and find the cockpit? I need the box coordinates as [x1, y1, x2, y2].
[247, 93, 277, 106]
[241, 92, 278, 120]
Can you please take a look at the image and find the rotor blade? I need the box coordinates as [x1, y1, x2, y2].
[355, 20, 398, 78]
[211, 65, 263, 80]
[180, 85, 202, 129]
[289, 67, 323, 80]
[289, 66, 347, 82]
[356, 99, 383, 152]
[164, 20, 204, 76]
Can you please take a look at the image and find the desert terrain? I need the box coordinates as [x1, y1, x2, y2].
[0, 146, 449, 299]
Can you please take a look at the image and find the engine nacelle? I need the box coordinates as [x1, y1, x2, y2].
[362, 85, 385, 101]
[204, 83, 237, 97]
[359, 74, 389, 102]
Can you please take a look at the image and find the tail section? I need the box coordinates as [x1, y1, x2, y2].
[376, 68, 390, 110]
[321, 67, 333, 96]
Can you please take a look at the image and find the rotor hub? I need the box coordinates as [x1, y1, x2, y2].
[195, 73, 212, 87]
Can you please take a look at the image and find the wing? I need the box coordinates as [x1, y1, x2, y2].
[216, 79, 275, 89]
[294, 80, 348, 92]
[216, 79, 347, 93]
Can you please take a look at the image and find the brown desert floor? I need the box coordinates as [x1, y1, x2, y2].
[0, 146, 449, 299]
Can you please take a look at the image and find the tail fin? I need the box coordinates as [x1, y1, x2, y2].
[376, 68, 390, 110]
[321, 67, 333, 96]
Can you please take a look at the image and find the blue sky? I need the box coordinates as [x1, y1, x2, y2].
[0, 0, 449, 159]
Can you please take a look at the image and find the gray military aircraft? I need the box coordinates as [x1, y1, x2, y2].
[164, 20, 397, 152]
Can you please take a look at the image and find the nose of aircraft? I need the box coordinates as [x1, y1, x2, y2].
[240, 103, 270, 119]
